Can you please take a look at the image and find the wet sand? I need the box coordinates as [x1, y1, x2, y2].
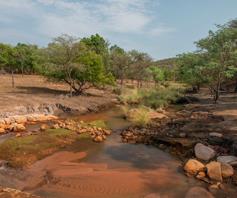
[23, 134, 198, 198]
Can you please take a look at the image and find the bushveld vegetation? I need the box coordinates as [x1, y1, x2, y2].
[0, 19, 236, 102]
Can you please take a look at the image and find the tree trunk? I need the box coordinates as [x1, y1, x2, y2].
[234, 79, 237, 93]
[11, 70, 15, 88]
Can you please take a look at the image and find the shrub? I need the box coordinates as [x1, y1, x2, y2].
[123, 106, 152, 126]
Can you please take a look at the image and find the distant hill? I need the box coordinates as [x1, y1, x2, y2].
[154, 57, 177, 68]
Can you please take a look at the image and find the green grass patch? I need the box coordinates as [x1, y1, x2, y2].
[119, 82, 186, 109]
[86, 120, 108, 129]
[123, 106, 153, 127]
[0, 128, 78, 168]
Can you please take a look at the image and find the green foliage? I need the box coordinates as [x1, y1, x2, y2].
[177, 53, 207, 88]
[175, 19, 237, 101]
[109, 45, 130, 83]
[87, 120, 108, 128]
[44, 34, 114, 94]
[119, 83, 185, 109]
[141, 85, 184, 109]
[146, 65, 165, 84]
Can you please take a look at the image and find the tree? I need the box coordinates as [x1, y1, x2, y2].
[177, 53, 207, 92]
[0, 44, 17, 87]
[196, 24, 237, 102]
[146, 65, 165, 87]
[81, 34, 110, 71]
[128, 50, 152, 88]
[45, 34, 114, 95]
[14, 43, 40, 75]
[109, 45, 131, 86]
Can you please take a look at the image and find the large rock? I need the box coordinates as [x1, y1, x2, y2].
[9, 123, 26, 132]
[0, 128, 5, 134]
[194, 143, 216, 161]
[221, 163, 234, 178]
[94, 135, 103, 143]
[13, 115, 27, 124]
[206, 161, 222, 182]
[184, 159, 205, 175]
[185, 187, 214, 198]
[217, 155, 237, 166]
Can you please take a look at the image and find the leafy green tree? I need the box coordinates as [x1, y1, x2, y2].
[81, 34, 110, 71]
[0, 44, 17, 87]
[146, 65, 165, 86]
[177, 53, 207, 92]
[196, 24, 237, 102]
[109, 45, 131, 86]
[45, 34, 114, 95]
[128, 50, 152, 88]
[14, 43, 40, 75]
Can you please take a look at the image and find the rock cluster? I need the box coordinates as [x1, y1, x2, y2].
[0, 186, 40, 198]
[184, 143, 236, 189]
[51, 119, 112, 143]
[0, 114, 58, 134]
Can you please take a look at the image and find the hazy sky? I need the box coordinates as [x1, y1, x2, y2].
[0, 0, 236, 60]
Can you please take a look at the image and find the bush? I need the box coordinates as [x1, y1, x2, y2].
[119, 83, 185, 109]
[123, 106, 152, 126]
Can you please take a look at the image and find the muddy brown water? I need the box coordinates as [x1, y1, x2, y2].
[0, 107, 200, 198]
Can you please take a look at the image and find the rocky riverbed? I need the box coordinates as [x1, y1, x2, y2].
[120, 96, 237, 197]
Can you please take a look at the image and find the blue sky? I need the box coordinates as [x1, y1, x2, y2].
[0, 0, 236, 60]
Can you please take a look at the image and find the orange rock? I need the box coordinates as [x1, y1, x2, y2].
[184, 159, 205, 176]
[0, 128, 5, 134]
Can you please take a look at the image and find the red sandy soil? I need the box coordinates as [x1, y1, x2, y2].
[0, 74, 116, 116]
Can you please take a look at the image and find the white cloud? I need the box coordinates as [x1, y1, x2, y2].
[0, 0, 174, 47]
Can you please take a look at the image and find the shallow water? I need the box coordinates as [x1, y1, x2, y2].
[1, 107, 200, 198]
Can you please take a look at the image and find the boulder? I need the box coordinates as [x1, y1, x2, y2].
[104, 130, 111, 136]
[196, 171, 206, 180]
[206, 161, 222, 182]
[185, 187, 214, 198]
[194, 143, 216, 161]
[26, 115, 37, 122]
[52, 124, 60, 129]
[0, 119, 5, 125]
[184, 159, 205, 175]
[221, 163, 234, 178]
[13, 116, 27, 124]
[217, 156, 237, 166]
[94, 135, 103, 142]
[9, 123, 26, 132]
[0, 128, 5, 134]
[40, 124, 48, 131]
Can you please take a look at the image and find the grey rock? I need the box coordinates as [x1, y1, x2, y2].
[194, 143, 216, 161]
[217, 155, 237, 166]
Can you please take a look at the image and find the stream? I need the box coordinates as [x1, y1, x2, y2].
[0, 107, 200, 198]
